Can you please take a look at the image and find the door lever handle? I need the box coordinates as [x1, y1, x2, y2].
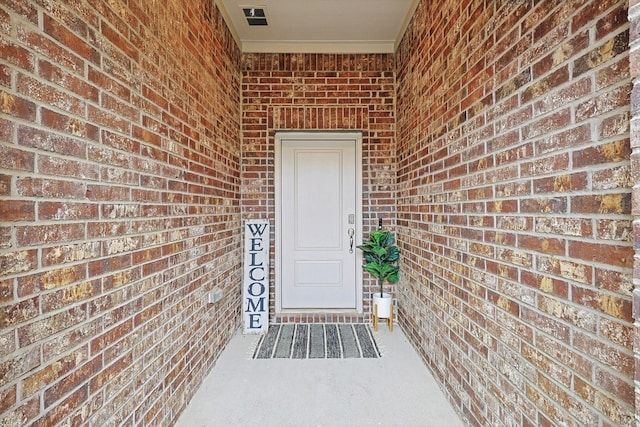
[348, 228, 355, 253]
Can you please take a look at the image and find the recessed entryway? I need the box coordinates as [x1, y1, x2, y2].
[275, 132, 363, 313]
[176, 327, 464, 427]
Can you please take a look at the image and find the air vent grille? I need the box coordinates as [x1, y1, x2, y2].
[242, 7, 267, 26]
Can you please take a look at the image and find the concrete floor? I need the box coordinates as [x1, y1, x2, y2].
[176, 324, 464, 427]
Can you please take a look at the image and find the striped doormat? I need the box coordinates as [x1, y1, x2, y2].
[253, 324, 381, 359]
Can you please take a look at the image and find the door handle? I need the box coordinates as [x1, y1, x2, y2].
[348, 228, 355, 253]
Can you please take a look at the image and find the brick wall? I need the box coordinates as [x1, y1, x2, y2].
[0, 0, 241, 425]
[241, 53, 396, 323]
[628, 0, 640, 424]
[396, 1, 633, 426]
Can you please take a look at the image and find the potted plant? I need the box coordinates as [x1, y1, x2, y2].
[357, 228, 400, 321]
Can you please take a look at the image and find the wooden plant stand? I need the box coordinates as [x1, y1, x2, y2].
[372, 303, 393, 332]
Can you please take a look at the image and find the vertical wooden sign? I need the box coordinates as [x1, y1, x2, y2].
[243, 220, 270, 334]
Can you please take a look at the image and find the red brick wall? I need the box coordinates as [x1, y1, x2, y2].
[0, 1, 241, 425]
[396, 1, 633, 426]
[628, 0, 640, 423]
[241, 53, 396, 322]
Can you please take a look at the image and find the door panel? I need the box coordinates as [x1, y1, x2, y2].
[295, 261, 342, 286]
[293, 150, 342, 250]
[280, 137, 357, 309]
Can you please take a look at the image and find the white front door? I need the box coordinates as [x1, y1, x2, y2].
[276, 132, 362, 311]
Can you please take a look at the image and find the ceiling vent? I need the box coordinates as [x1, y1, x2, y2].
[242, 7, 268, 26]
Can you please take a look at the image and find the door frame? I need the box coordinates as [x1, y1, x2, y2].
[275, 131, 363, 314]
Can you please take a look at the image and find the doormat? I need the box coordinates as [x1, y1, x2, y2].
[253, 324, 381, 359]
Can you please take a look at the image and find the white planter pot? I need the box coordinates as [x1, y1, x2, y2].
[372, 292, 392, 318]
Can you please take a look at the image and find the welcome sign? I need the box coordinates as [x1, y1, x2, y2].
[243, 220, 270, 334]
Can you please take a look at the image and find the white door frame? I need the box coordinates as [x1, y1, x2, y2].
[275, 131, 363, 314]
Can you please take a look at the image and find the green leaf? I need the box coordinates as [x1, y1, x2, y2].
[357, 228, 401, 285]
[386, 246, 399, 262]
[382, 264, 400, 283]
[382, 232, 395, 246]
[370, 230, 386, 245]
[363, 252, 377, 264]
[372, 246, 387, 257]
[381, 264, 399, 282]
[363, 262, 383, 278]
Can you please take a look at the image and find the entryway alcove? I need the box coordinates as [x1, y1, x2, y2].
[0, 1, 636, 426]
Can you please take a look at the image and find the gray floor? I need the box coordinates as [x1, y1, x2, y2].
[176, 324, 464, 427]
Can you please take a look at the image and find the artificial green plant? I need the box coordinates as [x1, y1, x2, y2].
[357, 229, 400, 297]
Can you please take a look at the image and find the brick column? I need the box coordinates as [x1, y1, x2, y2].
[630, 2, 640, 424]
